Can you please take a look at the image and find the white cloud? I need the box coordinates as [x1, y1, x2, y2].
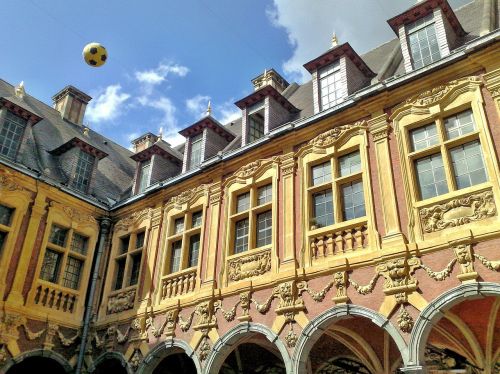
[138, 96, 177, 128]
[135, 62, 189, 86]
[186, 94, 211, 118]
[86, 84, 130, 123]
[163, 132, 185, 147]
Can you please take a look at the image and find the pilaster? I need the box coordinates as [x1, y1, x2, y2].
[484, 67, 500, 115]
[279, 152, 296, 270]
[368, 113, 406, 248]
[201, 182, 222, 289]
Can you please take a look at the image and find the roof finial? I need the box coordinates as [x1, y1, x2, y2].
[15, 81, 26, 99]
[331, 33, 338, 48]
[158, 126, 163, 140]
[206, 100, 212, 116]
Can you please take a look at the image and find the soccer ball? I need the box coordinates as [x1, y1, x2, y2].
[83, 42, 107, 67]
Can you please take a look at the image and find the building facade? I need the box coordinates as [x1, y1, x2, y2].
[1, 1, 500, 373]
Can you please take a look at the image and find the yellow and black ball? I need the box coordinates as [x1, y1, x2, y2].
[83, 42, 107, 67]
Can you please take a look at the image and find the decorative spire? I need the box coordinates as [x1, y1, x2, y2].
[15, 81, 26, 99]
[206, 100, 212, 116]
[158, 126, 163, 140]
[331, 33, 338, 48]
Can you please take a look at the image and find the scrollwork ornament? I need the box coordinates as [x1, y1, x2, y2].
[228, 250, 271, 281]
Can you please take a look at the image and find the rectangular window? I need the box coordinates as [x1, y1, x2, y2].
[248, 112, 265, 143]
[444, 110, 476, 140]
[62, 256, 83, 290]
[450, 141, 487, 189]
[256, 211, 272, 247]
[257, 184, 272, 205]
[236, 192, 250, 213]
[341, 181, 366, 221]
[0, 111, 27, 160]
[138, 160, 151, 193]
[410, 123, 439, 151]
[120, 236, 130, 254]
[0, 232, 6, 254]
[114, 258, 126, 290]
[188, 234, 200, 268]
[0, 205, 14, 226]
[129, 253, 142, 286]
[49, 225, 68, 247]
[312, 190, 334, 228]
[39, 249, 62, 283]
[135, 231, 145, 249]
[191, 211, 203, 228]
[190, 133, 203, 169]
[70, 233, 88, 255]
[319, 61, 343, 110]
[234, 218, 249, 254]
[407, 14, 441, 69]
[312, 162, 332, 186]
[174, 217, 184, 234]
[170, 241, 182, 273]
[71, 151, 94, 192]
[339, 151, 362, 177]
[415, 154, 448, 199]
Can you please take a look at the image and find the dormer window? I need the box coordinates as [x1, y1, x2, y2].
[248, 107, 265, 143]
[71, 150, 95, 193]
[406, 14, 441, 69]
[137, 160, 151, 193]
[189, 133, 203, 169]
[319, 61, 343, 111]
[0, 111, 27, 160]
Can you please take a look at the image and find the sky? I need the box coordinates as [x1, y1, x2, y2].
[1, 0, 471, 149]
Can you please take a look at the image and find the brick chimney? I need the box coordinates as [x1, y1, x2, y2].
[52, 86, 92, 125]
[251, 68, 289, 94]
[131, 133, 159, 154]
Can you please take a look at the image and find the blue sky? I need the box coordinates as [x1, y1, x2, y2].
[2, 0, 471, 148]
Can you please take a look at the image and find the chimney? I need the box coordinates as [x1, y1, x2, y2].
[131, 132, 159, 153]
[52, 85, 92, 125]
[251, 68, 289, 94]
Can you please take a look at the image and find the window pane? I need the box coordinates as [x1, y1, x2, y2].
[234, 218, 249, 254]
[256, 211, 272, 247]
[312, 190, 334, 228]
[138, 160, 151, 192]
[319, 61, 343, 110]
[248, 113, 265, 142]
[188, 234, 200, 268]
[70, 233, 88, 255]
[410, 123, 439, 151]
[39, 249, 62, 283]
[174, 217, 184, 234]
[192, 211, 203, 228]
[0, 111, 27, 160]
[190, 133, 203, 169]
[407, 15, 441, 69]
[129, 253, 142, 286]
[257, 184, 272, 205]
[62, 256, 83, 290]
[120, 236, 130, 254]
[312, 161, 332, 186]
[415, 154, 448, 200]
[342, 180, 366, 221]
[236, 192, 250, 213]
[135, 232, 145, 249]
[444, 110, 476, 140]
[0, 205, 14, 226]
[339, 151, 361, 177]
[114, 258, 126, 290]
[0, 231, 6, 255]
[49, 225, 68, 247]
[71, 151, 94, 192]
[170, 241, 182, 273]
[450, 141, 487, 189]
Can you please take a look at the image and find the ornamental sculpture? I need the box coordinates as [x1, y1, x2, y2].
[227, 249, 271, 281]
[107, 289, 136, 314]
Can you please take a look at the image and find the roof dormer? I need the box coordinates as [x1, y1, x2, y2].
[130, 132, 183, 194]
[179, 104, 236, 172]
[387, 0, 466, 73]
[235, 71, 299, 147]
[49, 137, 108, 193]
[303, 36, 375, 115]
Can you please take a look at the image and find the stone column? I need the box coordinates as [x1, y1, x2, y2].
[368, 113, 406, 248]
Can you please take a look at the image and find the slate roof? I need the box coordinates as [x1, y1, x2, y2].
[0, 0, 496, 208]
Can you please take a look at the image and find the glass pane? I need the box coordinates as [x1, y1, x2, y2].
[407, 17, 441, 69]
[135, 232, 145, 249]
[342, 180, 365, 221]
[192, 211, 203, 228]
[450, 141, 487, 190]
[129, 253, 142, 286]
[120, 236, 130, 254]
[236, 192, 250, 213]
[410, 123, 439, 151]
[248, 113, 265, 142]
[170, 241, 182, 273]
[234, 218, 249, 254]
[0, 205, 14, 226]
[0, 111, 27, 160]
[0, 232, 6, 254]
[114, 258, 126, 290]
[138, 161, 151, 192]
[339, 152, 361, 177]
[257, 184, 272, 205]
[70, 233, 88, 255]
[312, 190, 334, 228]
[188, 234, 200, 268]
[444, 110, 476, 139]
[190, 133, 203, 168]
[415, 154, 449, 200]
[312, 162, 332, 186]
[49, 225, 68, 247]
[256, 211, 272, 247]
[39, 249, 62, 283]
[71, 151, 94, 192]
[174, 217, 184, 234]
[319, 61, 343, 110]
[62, 256, 83, 290]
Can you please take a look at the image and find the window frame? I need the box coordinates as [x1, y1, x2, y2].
[318, 60, 344, 111]
[189, 132, 204, 169]
[0, 109, 28, 161]
[111, 230, 146, 291]
[70, 150, 95, 193]
[405, 13, 441, 70]
[137, 159, 152, 193]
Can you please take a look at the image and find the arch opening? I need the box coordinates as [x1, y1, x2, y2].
[92, 357, 129, 374]
[151, 352, 197, 374]
[137, 340, 201, 374]
[6, 356, 68, 374]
